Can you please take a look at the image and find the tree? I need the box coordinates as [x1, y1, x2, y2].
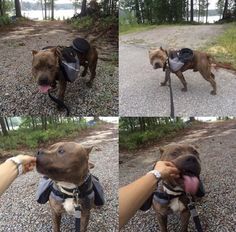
[81, 0, 87, 16]
[51, 0, 54, 20]
[15, 0, 21, 17]
[190, 0, 194, 21]
[0, 117, 8, 136]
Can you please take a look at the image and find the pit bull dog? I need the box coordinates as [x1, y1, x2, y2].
[149, 47, 236, 95]
[36, 142, 95, 232]
[32, 38, 98, 103]
[153, 144, 202, 232]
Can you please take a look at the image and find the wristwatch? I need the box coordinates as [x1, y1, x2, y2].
[7, 157, 23, 176]
[147, 170, 162, 180]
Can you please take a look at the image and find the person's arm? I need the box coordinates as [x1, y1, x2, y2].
[0, 155, 36, 197]
[119, 161, 179, 229]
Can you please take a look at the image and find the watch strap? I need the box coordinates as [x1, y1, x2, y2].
[7, 157, 23, 176]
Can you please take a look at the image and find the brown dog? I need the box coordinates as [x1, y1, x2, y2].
[32, 39, 98, 103]
[153, 144, 201, 232]
[149, 47, 219, 95]
[36, 142, 95, 232]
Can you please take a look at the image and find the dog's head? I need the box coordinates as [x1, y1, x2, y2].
[159, 143, 201, 195]
[149, 47, 168, 69]
[32, 48, 61, 93]
[36, 142, 94, 185]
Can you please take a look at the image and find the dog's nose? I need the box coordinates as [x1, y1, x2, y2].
[38, 76, 49, 86]
[154, 63, 161, 69]
[36, 150, 43, 157]
[184, 155, 198, 165]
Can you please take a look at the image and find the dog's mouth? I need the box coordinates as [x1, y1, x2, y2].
[38, 85, 52, 93]
[181, 170, 199, 195]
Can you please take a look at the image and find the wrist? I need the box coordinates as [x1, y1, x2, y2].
[6, 157, 23, 176]
[147, 170, 162, 182]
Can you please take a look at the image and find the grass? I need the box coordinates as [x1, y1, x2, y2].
[0, 121, 90, 150]
[119, 121, 186, 151]
[0, 15, 11, 26]
[204, 22, 236, 67]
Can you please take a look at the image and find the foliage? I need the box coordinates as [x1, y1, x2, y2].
[119, 118, 186, 150]
[0, 118, 89, 150]
[0, 15, 11, 26]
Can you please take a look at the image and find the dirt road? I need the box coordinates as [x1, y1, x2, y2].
[0, 123, 118, 231]
[119, 120, 236, 231]
[119, 25, 236, 116]
[0, 21, 118, 116]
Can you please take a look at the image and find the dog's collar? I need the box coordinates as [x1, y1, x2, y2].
[52, 173, 93, 200]
[163, 59, 168, 72]
[162, 182, 185, 195]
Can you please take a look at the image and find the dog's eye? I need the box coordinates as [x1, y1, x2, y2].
[48, 64, 54, 69]
[58, 148, 65, 155]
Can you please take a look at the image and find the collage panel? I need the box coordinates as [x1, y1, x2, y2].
[119, 1, 236, 117]
[119, 117, 235, 231]
[0, 1, 118, 116]
[0, 117, 119, 231]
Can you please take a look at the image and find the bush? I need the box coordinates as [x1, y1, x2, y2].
[0, 15, 11, 26]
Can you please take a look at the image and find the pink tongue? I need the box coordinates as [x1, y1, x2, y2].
[39, 85, 51, 93]
[183, 175, 199, 194]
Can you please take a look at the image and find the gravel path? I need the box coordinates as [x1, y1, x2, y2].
[0, 123, 118, 232]
[119, 25, 236, 116]
[119, 120, 236, 231]
[0, 21, 118, 116]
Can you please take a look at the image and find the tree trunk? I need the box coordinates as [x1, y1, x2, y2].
[134, 0, 141, 23]
[206, 0, 209, 23]
[190, 0, 194, 21]
[51, 0, 54, 20]
[5, 117, 10, 131]
[0, 117, 8, 136]
[81, 0, 87, 16]
[15, 0, 22, 17]
[0, 0, 4, 16]
[44, 0, 47, 20]
[222, 0, 229, 19]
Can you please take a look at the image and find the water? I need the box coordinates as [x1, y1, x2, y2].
[194, 15, 221, 23]
[21, 9, 79, 20]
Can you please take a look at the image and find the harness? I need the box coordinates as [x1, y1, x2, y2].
[153, 181, 204, 232]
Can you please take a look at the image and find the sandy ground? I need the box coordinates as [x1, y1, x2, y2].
[0, 21, 118, 116]
[119, 120, 236, 231]
[0, 123, 119, 231]
[119, 25, 236, 116]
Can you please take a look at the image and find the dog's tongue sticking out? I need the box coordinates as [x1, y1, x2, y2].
[183, 175, 199, 194]
[39, 85, 51, 93]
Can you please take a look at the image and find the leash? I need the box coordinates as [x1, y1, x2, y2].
[164, 51, 175, 117]
[48, 91, 70, 116]
[187, 194, 204, 232]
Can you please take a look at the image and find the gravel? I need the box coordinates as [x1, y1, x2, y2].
[119, 25, 236, 116]
[0, 21, 118, 116]
[119, 121, 236, 232]
[0, 123, 119, 232]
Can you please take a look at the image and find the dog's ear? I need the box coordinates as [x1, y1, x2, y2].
[88, 161, 95, 169]
[159, 146, 165, 155]
[51, 47, 61, 57]
[160, 46, 164, 51]
[32, 50, 38, 56]
[84, 146, 93, 155]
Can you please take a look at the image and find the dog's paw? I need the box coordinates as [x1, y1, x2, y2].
[181, 87, 187, 92]
[210, 90, 216, 95]
[160, 82, 167, 86]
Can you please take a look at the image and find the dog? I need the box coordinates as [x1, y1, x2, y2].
[149, 47, 236, 95]
[32, 38, 98, 103]
[36, 142, 95, 232]
[153, 144, 202, 232]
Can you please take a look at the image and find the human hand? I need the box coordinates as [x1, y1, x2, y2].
[154, 161, 180, 179]
[16, 155, 36, 173]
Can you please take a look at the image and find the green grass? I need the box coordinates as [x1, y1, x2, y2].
[204, 23, 236, 67]
[0, 121, 89, 150]
[119, 23, 157, 35]
[119, 122, 186, 151]
[0, 15, 11, 26]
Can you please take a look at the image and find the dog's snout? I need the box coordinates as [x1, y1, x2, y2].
[185, 156, 198, 164]
[38, 76, 49, 86]
[154, 63, 161, 69]
[37, 150, 44, 157]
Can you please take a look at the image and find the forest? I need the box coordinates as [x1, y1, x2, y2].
[0, 117, 101, 149]
[120, 0, 236, 24]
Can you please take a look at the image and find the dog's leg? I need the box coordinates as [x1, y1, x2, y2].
[58, 78, 67, 106]
[157, 213, 168, 232]
[161, 69, 170, 86]
[86, 59, 97, 88]
[51, 210, 62, 232]
[199, 70, 217, 95]
[80, 210, 90, 232]
[175, 71, 187, 92]
[180, 209, 190, 232]
[81, 62, 88, 77]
